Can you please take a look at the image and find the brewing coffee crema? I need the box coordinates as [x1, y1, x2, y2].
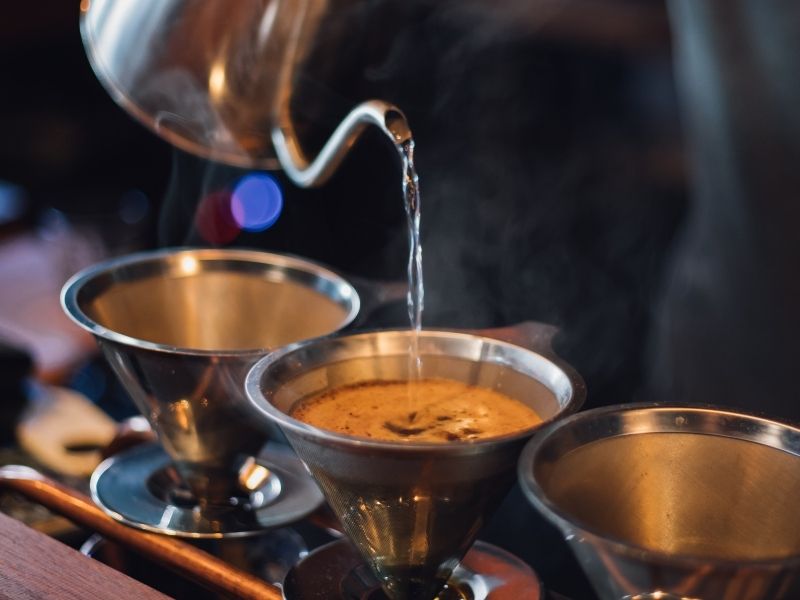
[290, 378, 542, 443]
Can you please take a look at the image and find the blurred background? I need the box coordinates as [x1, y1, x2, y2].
[3, 0, 799, 597]
[0, 0, 683, 405]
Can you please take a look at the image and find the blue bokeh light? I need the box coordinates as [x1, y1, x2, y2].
[230, 173, 284, 232]
[118, 189, 150, 225]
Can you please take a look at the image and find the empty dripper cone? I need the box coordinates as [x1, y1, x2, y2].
[61, 248, 359, 529]
[246, 327, 584, 598]
[519, 404, 800, 600]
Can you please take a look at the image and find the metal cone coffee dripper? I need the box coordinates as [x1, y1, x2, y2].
[61, 247, 359, 537]
[245, 326, 585, 599]
[518, 404, 800, 600]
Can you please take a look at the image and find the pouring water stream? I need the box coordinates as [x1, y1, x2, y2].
[272, 101, 424, 382]
[399, 137, 424, 381]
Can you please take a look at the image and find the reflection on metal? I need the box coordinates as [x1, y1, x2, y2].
[246, 325, 584, 598]
[238, 456, 273, 492]
[272, 99, 413, 188]
[283, 538, 544, 600]
[0, 465, 282, 600]
[91, 443, 315, 538]
[625, 593, 701, 600]
[519, 404, 800, 600]
[61, 247, 358, 536]
[80, 0, 411, 187]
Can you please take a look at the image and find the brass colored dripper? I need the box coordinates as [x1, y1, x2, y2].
[246, 326, 584, 598]
[61, 247, 359, 534]
[519, 404, 800, 600]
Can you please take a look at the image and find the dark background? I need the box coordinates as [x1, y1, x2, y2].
[0, 1, 687, 598]
[0, 0, 686, 410]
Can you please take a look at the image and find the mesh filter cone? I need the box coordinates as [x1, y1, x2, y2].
[62, 248, 359, 517]
[246, 328, 584, 599]
[290, 431, 525, 598]
[519, 404, 800, 600]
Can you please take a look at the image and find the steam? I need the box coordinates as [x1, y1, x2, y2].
[145, 68, 241, 154]
[152, 1, 684, 411]
[645, 1, 800, 419]
[358, 1, 683, 411]
[158, 150, 239, 246]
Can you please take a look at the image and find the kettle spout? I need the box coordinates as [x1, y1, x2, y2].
[383, 106, 413, 146]
[272, 99, 413, 188]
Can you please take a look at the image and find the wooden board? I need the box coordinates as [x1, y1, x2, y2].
[0, 511, 168, 599]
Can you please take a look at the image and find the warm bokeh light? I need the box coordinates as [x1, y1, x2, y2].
[171, 399, 193, 431]
[178, 255, 199, 275]
[230, 173, 283, 232]
[194, 190, 240, 245]
[208, 60, 227, 102]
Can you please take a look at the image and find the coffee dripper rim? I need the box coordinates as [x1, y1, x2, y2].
[60, 246, 361, 357]
[517, 402, 800, 569]
[244, 327, 585, 454]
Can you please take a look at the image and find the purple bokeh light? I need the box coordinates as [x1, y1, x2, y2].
[230, 173, 284, 232]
